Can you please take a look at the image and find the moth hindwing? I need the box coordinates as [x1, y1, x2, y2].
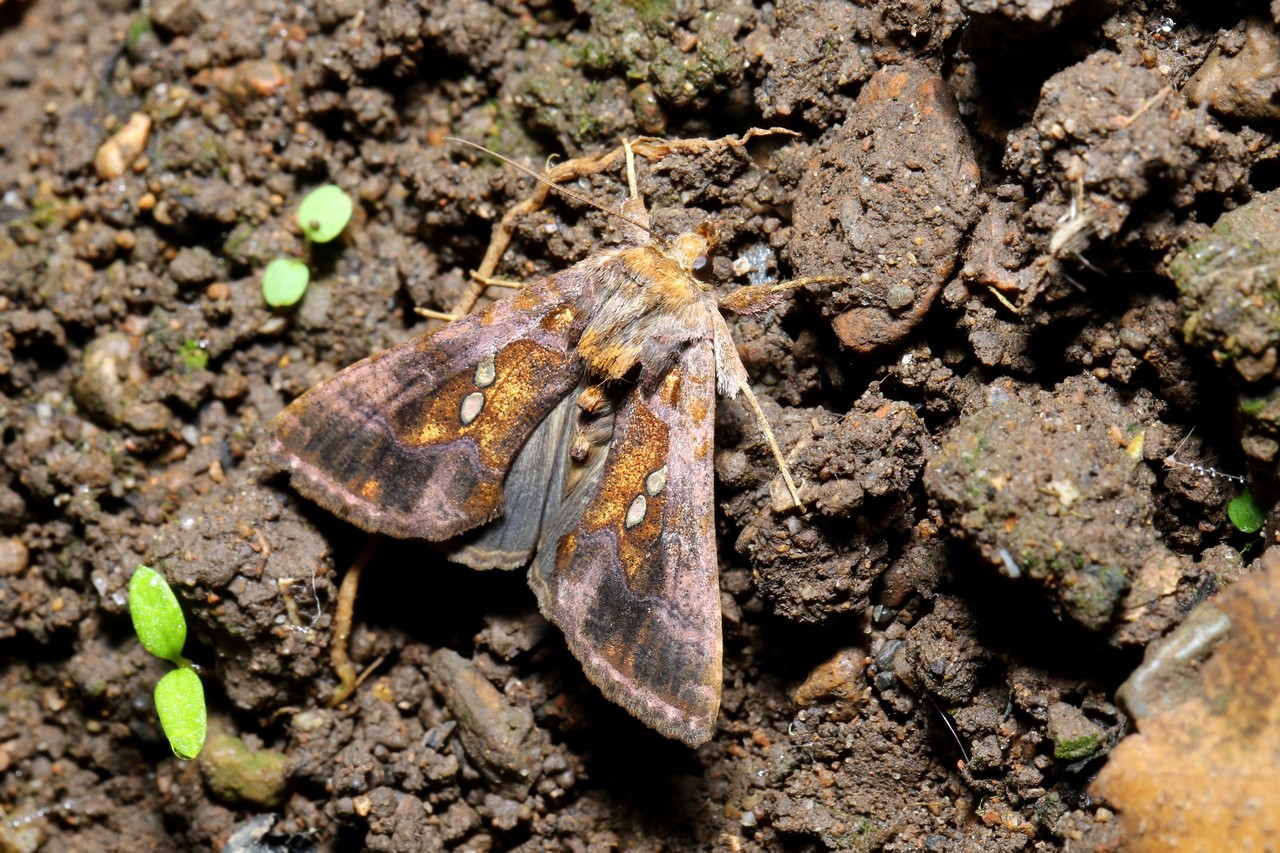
[261, 134, 798, 746]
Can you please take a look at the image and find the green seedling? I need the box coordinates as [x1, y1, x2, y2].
[262, 184, 354, 308]
[129, 565, 207, 760]
[296, 184, 354, 244]
[178, 338, 209, 372]
[261, 257, 310, 308]
[1228, 489, 1265, 534]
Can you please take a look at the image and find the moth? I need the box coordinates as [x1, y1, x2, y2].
[260, 134, 808, 746]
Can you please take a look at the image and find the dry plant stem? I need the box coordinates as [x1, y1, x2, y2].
[277, 578, 304, 630]
[1050, 179, 1096, 257]
[415, 306, 458, 322]
[1117, 85, 1172, 129]
[353, 653, 388, 694]
[988, 285, 1021, 315]
[469, 271, 526, 290]
[249, 528, 270, 577]
[448, 128, 799, 316]
[329, 534, 382, 706]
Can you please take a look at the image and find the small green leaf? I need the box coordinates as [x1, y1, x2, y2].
[125, 15, 153, 51]
[262, 258, 310, 308]
[129, 565, 187, 663]
[296, 184, 353, 244]
[1228, 488, 1266, 534]
[178, 338, 209, 372]
[155, 667, 207, 760]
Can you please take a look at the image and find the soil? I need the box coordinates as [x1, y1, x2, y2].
[1, 0, 1277, 851]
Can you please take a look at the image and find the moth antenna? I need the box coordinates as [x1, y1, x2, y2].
[927, 696, 971, 765]
[1162, 426, 1195, 469]
[738, 379, 806, 511]
[444, 137, 656, 238]
[1161, 426, 1245, 484]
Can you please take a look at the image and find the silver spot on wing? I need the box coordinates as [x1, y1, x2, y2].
[474, 354, 496, 388]
[624, 494, 647, 529]
[460, 391, 485, 425]
[645, 465, 668, 497]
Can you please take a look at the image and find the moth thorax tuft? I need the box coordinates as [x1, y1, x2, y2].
[576, 385, 609, 415]
[669, 232, 710, 274]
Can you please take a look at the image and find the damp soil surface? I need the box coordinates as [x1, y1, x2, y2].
[2, 0, 1279, 850]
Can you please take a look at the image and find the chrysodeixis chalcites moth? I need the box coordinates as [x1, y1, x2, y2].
[260, 132, 810, 746]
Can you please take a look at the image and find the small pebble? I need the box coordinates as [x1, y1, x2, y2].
[93, 113, 152, 180]
[0, 537, 29, 576]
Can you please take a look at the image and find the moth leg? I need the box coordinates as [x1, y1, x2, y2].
[737, 379, 806, 512]
[567, 386, 615, 470]
[329, 534, 381, 706]
[717, 275, 847, 512]
[718, 275, 844, 316]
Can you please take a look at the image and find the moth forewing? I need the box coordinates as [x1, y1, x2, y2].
[529, 332, 722, 747]
[259, 268, 591, 542]
[710, 309, 752, 397]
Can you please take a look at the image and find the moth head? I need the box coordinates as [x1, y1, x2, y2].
[667, 221, 720, 277]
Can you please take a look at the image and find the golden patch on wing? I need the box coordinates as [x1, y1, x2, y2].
[616, 638, 638, 675]
[580, 405, 670, 587]
[405, 340, 571, 470]
[505, 287, 549, 313]
[659, 370, 683, 408]
[689, 395, 709, 425]
[595, 619, 655, 684]
[553, 530, 599, 587]
[459, 480, 504, 520]
[540, 305, 576, 335]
